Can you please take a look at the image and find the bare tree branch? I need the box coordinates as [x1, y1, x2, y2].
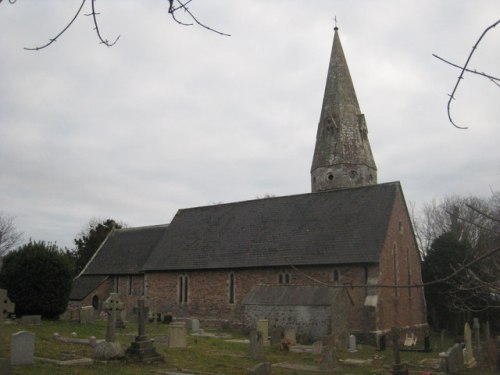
[432, 53, 500, 84]
[286, 244, 500, 289]
[438, 19, 500, 129]
[0, 213, 23, 255]
[88, 0, 120, 47]
[24, 0, 88, 51]
[169, 0, 231, 37]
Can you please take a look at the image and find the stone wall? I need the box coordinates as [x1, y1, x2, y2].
[244, 304, 331, 341]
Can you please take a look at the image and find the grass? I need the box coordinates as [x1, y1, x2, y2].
[2, 320, 498, 374]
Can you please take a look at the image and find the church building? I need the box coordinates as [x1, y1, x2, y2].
[70, 28, 428, 342]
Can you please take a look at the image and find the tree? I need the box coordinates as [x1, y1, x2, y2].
[73, 218, 124, 274]
[1, 0, 230, 51]
[422, 232, 469, 331]
[0, 212, 22, 256]
[415, 192, 500, 331]
[0, 240, 73, 319]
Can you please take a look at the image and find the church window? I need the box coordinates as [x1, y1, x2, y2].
[278, 272, 291, 284]
[92, 295, 99, 310]
[128, 276, 133, 295]
[406, 247, 412, 297]
[399, 221, 404, 235]
[228, 273, 236, 304]
[178, 274, 189, 304]
[364, 265, 369, 296]
[332, 269, 340, 283]
[392, 244, 398, 296]
[114, 276, 119, 293]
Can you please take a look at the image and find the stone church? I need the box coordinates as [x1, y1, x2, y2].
[70, 28, 428, 342]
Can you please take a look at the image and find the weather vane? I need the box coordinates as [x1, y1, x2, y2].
[334, 16, 339, 31]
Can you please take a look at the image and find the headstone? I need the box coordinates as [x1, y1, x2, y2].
[126, 298, 164, 363]
[464, 322, 477, 368]
[256, 320, 269, 346]
[20, 315, 41, 325]
[168, 321, 187, 348]
[0, 289, 15, 374]
[472, 318, 481, 358]
[249, 330, 265, 360]
[79, 306, 95, 324]
[10, 331, 35, 365]
[391, 327, 409, 375]
[248, 361, 271, 375]
[377, 334, 386, 351]
[269, 327, 283, 346]
[191, 318, 200, 333]
[284, 327, 296, 345]
[312, 341, 323, 355]
[439, 343, 464, 373]
[348, 334, 357, 353]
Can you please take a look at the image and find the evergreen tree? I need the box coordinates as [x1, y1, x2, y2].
[0, 240, 72, 319]
[73, 218, 123, 274]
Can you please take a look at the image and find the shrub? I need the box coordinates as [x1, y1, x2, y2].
[0, 240, 72, 319]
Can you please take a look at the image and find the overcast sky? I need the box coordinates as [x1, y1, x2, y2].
[1, 1, 499, 249]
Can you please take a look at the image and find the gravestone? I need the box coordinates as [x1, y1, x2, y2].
[377, 334, 386, 351]
[256, 320, 269, 346]
[249, 330, 265, 360]
[126, 298, 164, 363]
[0, 289, 15, 375]
[168, 321, 187, 348]
[248, 361, 271, 375]
[284, 327, 296, 345]
[472, 318, 481, 358]
[10, 331, 35, 365]
[348, 334, 357, 353]
[190, 318, 200, 333]
[20, 315, 41, 325]
[94, 293, 125, 361]
[439, 343, 464, 374]
[391, 327, 409, 375]
[269, 327, 283, 346]
[79, 306, 95, 324]
[312, 341, 323, 355]
[464, 322, 477, 368]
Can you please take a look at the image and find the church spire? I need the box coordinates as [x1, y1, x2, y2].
[311, 28, 377, 193]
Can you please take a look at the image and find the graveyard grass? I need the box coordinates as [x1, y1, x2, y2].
[3, 320, 498, 375]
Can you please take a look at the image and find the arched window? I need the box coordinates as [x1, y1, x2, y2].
[178, 274, 189, 304]
[92, 295, 99, 310]
[278, 272, 291, 284]
[392, 244, 398, 296]
[228, 273, 236, 304]
[332, 269, 340, 283]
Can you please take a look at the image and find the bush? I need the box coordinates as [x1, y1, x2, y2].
[0, 240, 72, 319]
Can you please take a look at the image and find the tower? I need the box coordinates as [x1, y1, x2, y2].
[311, 27, 377, 192]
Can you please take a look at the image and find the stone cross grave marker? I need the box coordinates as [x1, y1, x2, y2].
[464, 322, 477, 368]
[391, 327, 409, 375]
[125, 298, 164, 363]
[103, 292, 123, 342]
[0, 289, 15, 356]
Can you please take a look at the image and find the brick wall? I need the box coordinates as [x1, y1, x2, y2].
[376, 189, 428, 338]
[145, 264, 377, 332]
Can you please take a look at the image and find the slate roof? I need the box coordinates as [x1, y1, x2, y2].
[69, 275, 108, 301]
[242, 285, 346, 306]
[82, 224, 168, 275]
[142, 182, 401, 271]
